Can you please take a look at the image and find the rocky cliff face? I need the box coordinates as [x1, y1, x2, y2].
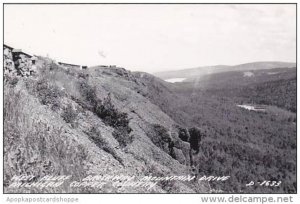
[4, 57, 208, 193]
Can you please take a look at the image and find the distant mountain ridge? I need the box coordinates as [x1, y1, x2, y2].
[154, 61, 296, 80]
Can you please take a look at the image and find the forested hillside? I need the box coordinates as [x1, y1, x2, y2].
[141, 70, 296, 193]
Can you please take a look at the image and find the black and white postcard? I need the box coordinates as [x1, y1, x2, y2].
[1, 2, 298, 203]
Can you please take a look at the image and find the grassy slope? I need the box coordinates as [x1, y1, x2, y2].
[4, 60, 207, 193]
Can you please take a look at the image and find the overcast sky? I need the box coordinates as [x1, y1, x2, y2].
[4, 4, 296, 73]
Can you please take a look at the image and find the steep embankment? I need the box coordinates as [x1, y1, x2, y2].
[4, 57, 208, 193]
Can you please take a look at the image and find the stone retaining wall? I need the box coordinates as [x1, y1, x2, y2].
[4, 44, 35, 77]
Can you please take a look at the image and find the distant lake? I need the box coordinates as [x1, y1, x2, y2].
[237, 104, 266, 112]
[165, 78, 186, 83]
